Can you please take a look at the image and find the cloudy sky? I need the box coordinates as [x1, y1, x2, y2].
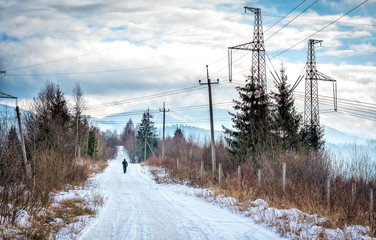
[1, 0, 375, 138]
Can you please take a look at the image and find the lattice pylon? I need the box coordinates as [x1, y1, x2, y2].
[304, 39, 321, 128]
[304, 39, 337, 130]
[228, 7, 266, 91]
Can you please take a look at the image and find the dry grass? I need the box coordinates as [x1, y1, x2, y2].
[54, 198, 95, 223]
[0, 157, 107, 240]
[145, 151, 376, 238]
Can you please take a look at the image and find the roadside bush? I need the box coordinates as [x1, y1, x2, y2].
[145, 137, 376, 234]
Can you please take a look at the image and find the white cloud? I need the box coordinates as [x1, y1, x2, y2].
[0, 0, 375, 137]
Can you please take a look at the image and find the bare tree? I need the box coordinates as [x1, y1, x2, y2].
[72, 83, 85, 158]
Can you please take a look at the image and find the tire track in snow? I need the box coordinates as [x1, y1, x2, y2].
[78, 147, 282, 240]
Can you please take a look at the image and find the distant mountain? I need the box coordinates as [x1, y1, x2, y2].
[0, 103, 17, 115]
[0, 103, 30, 120]
[159, 125, 223, 143]
[92, 108, 231, 135]
[3, 103, 371, 158]
[323, 125, 371, 145]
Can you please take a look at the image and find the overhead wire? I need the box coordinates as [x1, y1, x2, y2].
[4, 13, 243, 72]
[270, 0, 369, 60]
[85, 77, 231, 112]
[264, 0, 318, 42]
[170, 66, 207, 109]
[263, 13, 376, 28]
[6, 61, 207, 77]
[85, 85, 206, 110]
[209, 0, 313, 81]
[264, 0, 308, 34]
[226, 0, 318, 84]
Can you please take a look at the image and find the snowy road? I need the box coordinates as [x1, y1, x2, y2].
[79, 148, 282, 240]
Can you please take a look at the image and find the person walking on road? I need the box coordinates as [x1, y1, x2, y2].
[122, 159, 128, 173]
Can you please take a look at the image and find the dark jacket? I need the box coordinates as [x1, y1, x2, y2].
[122, 159, 128, 167]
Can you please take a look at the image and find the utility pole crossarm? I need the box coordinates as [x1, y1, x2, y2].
[244, 6, 261, 14]
[316, 71, 336, 82]
[0, 92, 17, 99]
[228, 41, 256, 51]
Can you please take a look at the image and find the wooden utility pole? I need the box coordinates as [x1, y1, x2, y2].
[199, 65, 218, 175]
[16, 106, 28, 168]
[15, 103, 32, 182]
[0, 92, 31, 182]
[159, 102, 169, 160]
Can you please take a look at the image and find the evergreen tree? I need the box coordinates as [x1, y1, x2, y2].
[173, 127, 185, 142]
[30, 82, 72, 153]
[302, 125, 325, 150]
[87, 127, 98, 158]
[271, 64, 302, 151]
[224, 75, 272, 166]
[136, 109, 157, 162]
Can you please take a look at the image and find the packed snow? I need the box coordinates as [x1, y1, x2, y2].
[74, 147, 283, 240]
[52, 146, 375, 239]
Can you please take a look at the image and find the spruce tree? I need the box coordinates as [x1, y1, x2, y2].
[224, 75, 272, 166]
[87, 127, 98, 158]
[136, 109, 157, 162]
[173, 128, 185, 141]
[271, 64, 302, 151]
[302, 125, 325, 150]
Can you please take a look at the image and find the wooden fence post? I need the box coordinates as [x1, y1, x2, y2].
[218, 163, 223, 184]
[352, 183, 357, 202]
[200, 161, 204, 180]
[282, 163, 286, 194]
[370, 188, 374, 222]
[237, 166, 241, 181]
[257, 169, 262, 187]
[177, 158, 180, 170]
[326, 177, 331, 208]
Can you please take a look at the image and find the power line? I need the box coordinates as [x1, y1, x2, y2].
[265, 0, 318, 42]
[6, 61, 207, 77]
[85, 85, 205, 110]
[264, 0, 308, 33]
[170, 66, 206, 109]
[270, 0, 369, 60]
[5, 13, 243, 72]
[85, 80, 230, 111]
[263, 13, 376, 28]
[209, 1, 318, 81]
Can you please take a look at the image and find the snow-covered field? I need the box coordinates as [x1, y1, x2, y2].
[72, 148, 283, 240]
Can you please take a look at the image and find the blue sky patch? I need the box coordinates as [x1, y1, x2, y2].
[0, 33, 20, 42]
[110, 25, 127, 31]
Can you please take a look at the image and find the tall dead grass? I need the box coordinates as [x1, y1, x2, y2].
[145, 140, 376, 236]
[0, 156, 107, 239]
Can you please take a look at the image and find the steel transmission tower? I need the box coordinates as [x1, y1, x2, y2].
[228, 6, 266, 91]
[304, 39, 337, 142]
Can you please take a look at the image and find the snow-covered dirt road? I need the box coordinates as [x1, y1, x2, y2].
[78, 148, 282, 240]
